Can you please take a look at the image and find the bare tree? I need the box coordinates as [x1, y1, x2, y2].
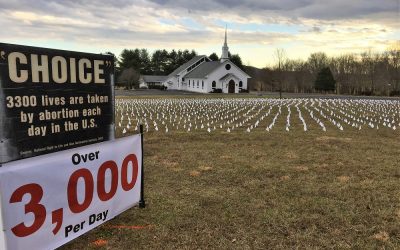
[361, 49, 377, 94]
[273, 48, 287, 98]
[307, 52, 328, 75]
[388, 42, 400, 93]
[118, 67, 140, 89]
[257, 46, 399, 96]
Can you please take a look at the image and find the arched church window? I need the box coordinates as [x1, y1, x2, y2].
[239, 81, 243, 88]
[212, 81, 216, 88]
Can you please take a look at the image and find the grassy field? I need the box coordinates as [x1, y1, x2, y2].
[62, 96, 400, 249]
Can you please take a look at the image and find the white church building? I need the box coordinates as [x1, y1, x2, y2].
[140, 30, 251, 93]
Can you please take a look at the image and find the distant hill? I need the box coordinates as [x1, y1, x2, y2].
[244, 66, 315, 93]
[244, 65, 272, 91]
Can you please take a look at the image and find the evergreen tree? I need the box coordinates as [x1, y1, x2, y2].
[139, 49, 151, 74]
[228, 52, 244, 70]
[314, 67, 336, 92]
[151, 49, 169, 74]
[119, 48, 151, 75]
[209, 53, 219, 61]
[166, 49, 178, 74]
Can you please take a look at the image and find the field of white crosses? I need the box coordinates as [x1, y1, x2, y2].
[116, 98, 400, 135]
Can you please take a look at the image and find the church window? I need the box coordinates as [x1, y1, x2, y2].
[225, 64, 231, 70]
[197, 80, 199, 88]
[239, 81, 243, 88]
[212, 81, 216, 88]
[202, 81, 204, 89]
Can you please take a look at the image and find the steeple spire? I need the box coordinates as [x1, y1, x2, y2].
[224, 25, 227, 45]
[221, 25, 229, 62]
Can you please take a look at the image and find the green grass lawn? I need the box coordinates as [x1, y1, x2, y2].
[61, 97, 400, 249]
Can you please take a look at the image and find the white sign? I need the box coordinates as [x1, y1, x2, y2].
[0, 135, 142, 250]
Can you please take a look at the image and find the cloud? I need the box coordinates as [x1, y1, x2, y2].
[0, 0, 398, 67]
[148, 0, 398, 20]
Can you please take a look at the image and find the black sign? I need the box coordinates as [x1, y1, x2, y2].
[0, 43, 115, 164]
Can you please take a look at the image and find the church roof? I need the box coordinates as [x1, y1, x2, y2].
[142, 75, 167, 82]
[184, 61, 222, 78]
[167, 55, 206, 78]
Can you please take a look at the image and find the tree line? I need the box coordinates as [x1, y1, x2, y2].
[252, 45, 400, 96]
[108, 44, 399, 96]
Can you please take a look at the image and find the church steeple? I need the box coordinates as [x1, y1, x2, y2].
[221, 26, 229, 62]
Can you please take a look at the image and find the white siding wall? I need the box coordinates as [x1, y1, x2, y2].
[164, 76, 178, 89]
[185, 78, 208, 93]
[165, 60, 249, 93]
[206, 61, 249, 93]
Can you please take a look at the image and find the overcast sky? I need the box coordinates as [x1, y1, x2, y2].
[1, 0, 399, 67]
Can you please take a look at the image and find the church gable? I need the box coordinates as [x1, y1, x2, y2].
[207, 60, 250, 80]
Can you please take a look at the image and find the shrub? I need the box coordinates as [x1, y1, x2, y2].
[389, 90, 400, 96]
[360, 90, 373, 96]
[209, 88, 223, 93]
[239, 88, 249, 93]
[149, 85, 167, 90]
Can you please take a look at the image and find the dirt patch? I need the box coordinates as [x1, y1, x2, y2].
[316, 136, 352, 142]
[314, 163, 329, 169]
[372, 231, 389, 242]
[189, 170, 201, 177]
[337, 176, 350, 183]
[294, 166, 309, 171]
[280, 175, 291, 181]
[91, 239, 108, 247]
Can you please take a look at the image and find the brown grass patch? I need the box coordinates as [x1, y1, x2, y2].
[189, 170, 201, 177]
[91, 239, 108, 247]
[63, 97, 400, 249]
[294, 166, 309, 171]
[161, 159, 179, 168]
[199, 165, 213, 171]
[316, 136, 352, 142]
[220, 155, 232, 160]
[337, 176, 350, 183]
[373, 231, 389, 242]
[337, 161, 344, 167]
[315, 163, 329, 169]
[360, 179, 373, 186]
[285, 151, 298, 159]
[108, 225, 154, 230]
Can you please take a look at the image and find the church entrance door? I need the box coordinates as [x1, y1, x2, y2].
[228, 80, 235, 93]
